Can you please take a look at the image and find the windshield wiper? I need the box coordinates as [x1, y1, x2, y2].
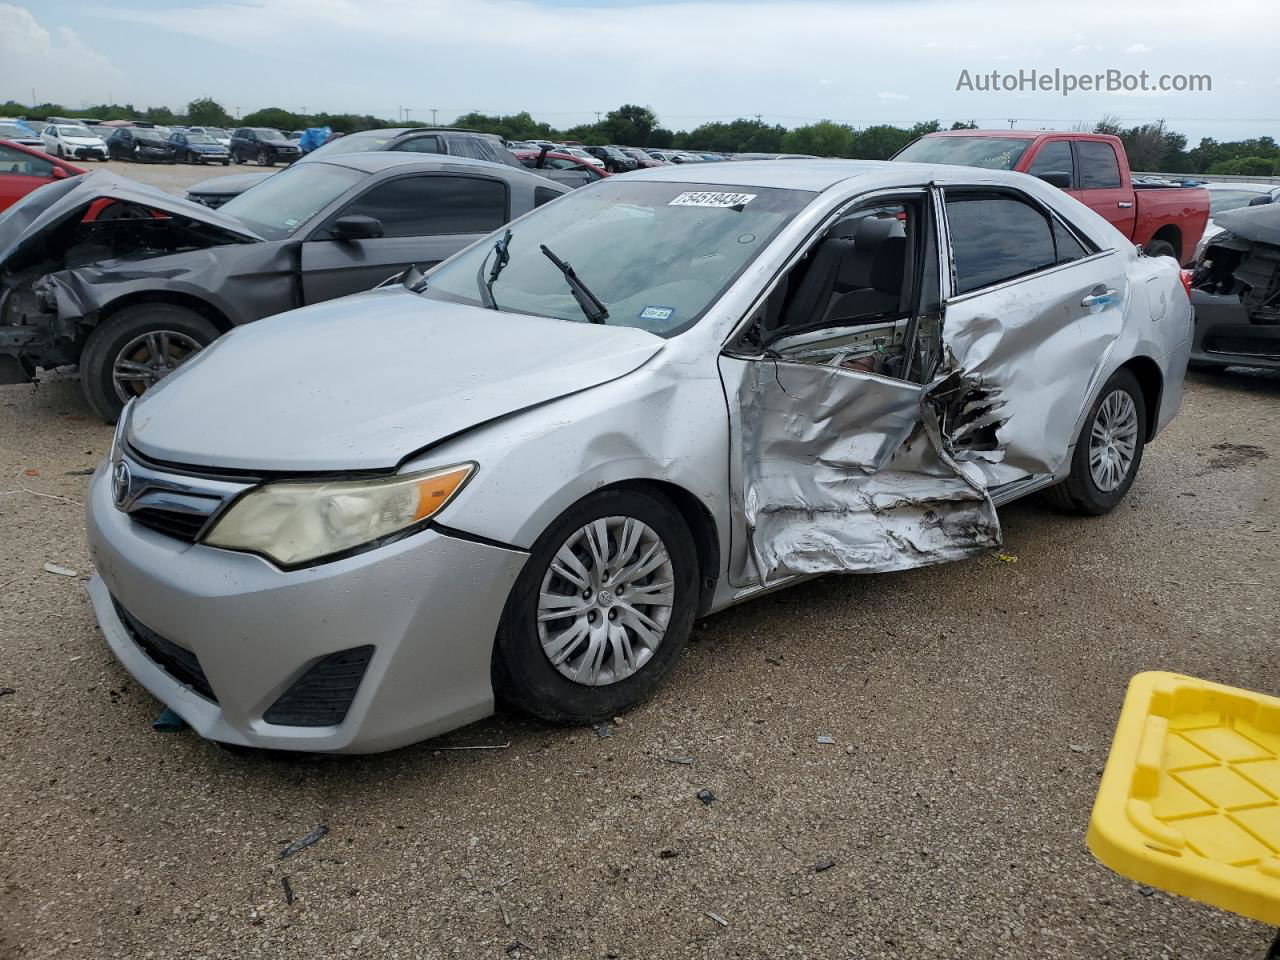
[539, 244, 608, 324]
[475, 229, 512, 310]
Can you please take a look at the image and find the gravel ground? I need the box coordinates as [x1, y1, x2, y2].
[1, 158, 1278, 958]
[84, 156, 278, 196]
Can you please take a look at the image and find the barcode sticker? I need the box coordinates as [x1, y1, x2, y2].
[668, 191, 757, 208]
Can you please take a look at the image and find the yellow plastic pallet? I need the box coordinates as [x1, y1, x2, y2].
[1089, 672, 1280, 926]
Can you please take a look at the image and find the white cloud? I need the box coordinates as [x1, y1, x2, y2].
[0, 4, 123, 104]
[1125, 42, 1151, 53]
[877, 91, 910, 101]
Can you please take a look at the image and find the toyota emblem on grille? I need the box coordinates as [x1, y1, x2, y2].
[111, 460, 131, 508]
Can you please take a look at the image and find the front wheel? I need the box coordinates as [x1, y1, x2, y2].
[1042, 368, 1147, 515]
[80, 304, 220, 423]
[492, 488, 699, 724]
[258, 149, 274, 167]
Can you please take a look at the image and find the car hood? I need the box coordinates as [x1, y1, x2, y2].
[0, 170, 262, 271]
[127, 288, 665, 472]
[1214, 203, 1280, 247]
[188, 171, 274, 196]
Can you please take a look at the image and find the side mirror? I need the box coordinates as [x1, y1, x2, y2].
[1248, 194, 1274, 207]
[50, 166, 70, 180]
[331, 215, 384, 240]
[1036, 171, 1072, 189]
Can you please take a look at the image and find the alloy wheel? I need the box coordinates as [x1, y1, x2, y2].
[1089, 389, 1140, 492]
[537, 516, 675, 687]
[111, 330, 205, 402]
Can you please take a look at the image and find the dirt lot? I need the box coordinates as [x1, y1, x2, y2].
[88, 156, 276, 196]
[2, 161, 1279, 959]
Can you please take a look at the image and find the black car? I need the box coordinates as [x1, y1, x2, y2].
[583, 146, 637, 173]
[105, 127, 175, 163]
[229, 127, 301, 166]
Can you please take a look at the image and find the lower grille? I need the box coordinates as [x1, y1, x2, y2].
[130, 507, 207, 543]
[1204, 334, 1280, 358]
[264, 646, 374, 727]
[113, 599, 218, 702]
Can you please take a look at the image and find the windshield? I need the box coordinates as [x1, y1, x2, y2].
[0, 123, 34, 138]
[1209, 189, 1268, 217]
[186, 134, 217, 145]
[253, 128, 285, 140]
[204, 128, 229, 139]
[894, 135, 1032, 170]
[218, 162, 363, 240]
[57, 125, 93, 138]
[134, 130, 165, 143]
[426, 180, 814, 336]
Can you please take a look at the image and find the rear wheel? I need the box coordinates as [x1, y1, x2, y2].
[1042, 368, 1147, 515]
[80, 304, 220, 423]
[492, 488, 698, 724]
[1145, 239, 1178, 263]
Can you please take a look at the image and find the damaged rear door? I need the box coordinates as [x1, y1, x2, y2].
[723, 182, 1124, 586]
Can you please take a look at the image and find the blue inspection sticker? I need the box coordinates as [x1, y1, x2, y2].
[639, 305, 675, 323]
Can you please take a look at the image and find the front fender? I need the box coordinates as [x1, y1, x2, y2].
[413, 359, 731, 566]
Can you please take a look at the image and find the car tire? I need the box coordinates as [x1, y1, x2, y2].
[1145, 240, 1178, 263]
[1041, 367, 1147, 516]
[80, 305, 220, 423]
[234, 151, 244, 164]
[259, 149, 273, 167]
[492, 487, 699, 725]
[222, 159, 230, 166]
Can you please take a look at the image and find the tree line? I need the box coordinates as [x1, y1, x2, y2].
[4, 98, 1277, 175]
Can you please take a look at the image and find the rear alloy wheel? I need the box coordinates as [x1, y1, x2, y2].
[80, 304, 220, 423]
[493, 488, 698, 723]
[259, 149, 274, 167]
[1042, 368, 1147, 515]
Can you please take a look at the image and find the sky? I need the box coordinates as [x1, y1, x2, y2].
[3, 0, 1278, 142]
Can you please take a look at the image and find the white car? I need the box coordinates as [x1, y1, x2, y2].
[188, 126, 232, 148]
[41, 122, 107, 161]
[560, 146, 605, 168]
[1194, 181, 1280, 260]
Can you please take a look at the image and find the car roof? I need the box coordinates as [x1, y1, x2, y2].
[305, 152, 551, 179]
[624, 157, 1048, 192]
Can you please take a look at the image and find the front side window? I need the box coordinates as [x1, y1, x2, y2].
[328, 175, 508, 238]
[425, 180, 814, 336]
[1077, 141, 1122, 189]
[894, 136, 1032, 170]
[219, 162, 364, 239]
[1027, 140, 1074, 187]
[946, 194, 1057, 295]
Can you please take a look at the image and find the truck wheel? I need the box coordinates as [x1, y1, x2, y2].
[1041, 368, 1147, 516]
[1145, 240, 1178, 262]
[492, 488, 699, 724]
[80, 305, 220, 423]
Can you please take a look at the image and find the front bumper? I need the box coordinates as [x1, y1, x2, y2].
[67, 145, 106, 160]
[1189, 290, 1280, 369]
[86, 465, 528, 753]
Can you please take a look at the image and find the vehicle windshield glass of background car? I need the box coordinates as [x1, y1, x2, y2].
[894, 136, 1031, 169]
[132, 129, 166, 143]
[426, 181, 814, 335]
[185, 133, 218, 145]
[218, 162, 363, 239]
[57, 125, 94, 138]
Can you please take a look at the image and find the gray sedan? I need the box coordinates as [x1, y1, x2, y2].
[87, 160, 1191, 753]
[0, 153, 567, 420]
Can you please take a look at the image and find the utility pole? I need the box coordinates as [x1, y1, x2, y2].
[404, 108, 412, 123]
[1008, 118, 1017, 129]
[431, 108, 438, 125]
[754, 113, 762, 123]
[595, 111, 602, 123]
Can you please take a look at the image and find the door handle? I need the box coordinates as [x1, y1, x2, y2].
[1081, 289, 1118, 307]
[1117, 201, 1133, 209]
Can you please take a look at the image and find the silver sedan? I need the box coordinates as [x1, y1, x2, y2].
[86, 159, 1192, 752]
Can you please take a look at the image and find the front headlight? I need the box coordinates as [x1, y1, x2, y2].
[205, 464, 474, 566]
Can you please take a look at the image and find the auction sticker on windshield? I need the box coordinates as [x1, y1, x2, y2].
[669, 191, 757, 208]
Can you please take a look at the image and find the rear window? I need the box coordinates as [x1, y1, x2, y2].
[1077, 141, 1122, 189]
[894, 136, 1032, 170]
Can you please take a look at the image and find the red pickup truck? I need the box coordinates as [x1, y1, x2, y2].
[894, 130, 1209, 265]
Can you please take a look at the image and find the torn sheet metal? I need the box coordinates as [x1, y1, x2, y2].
[736, 358, 1000, 583]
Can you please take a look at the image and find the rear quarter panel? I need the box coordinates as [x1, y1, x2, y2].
[1131, 187, 1211, 264]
